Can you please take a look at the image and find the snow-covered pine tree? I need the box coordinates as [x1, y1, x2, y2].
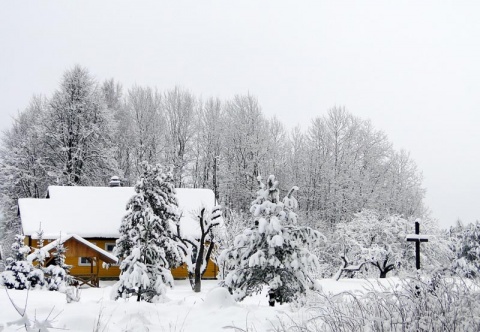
[27, 224, 48, 288]
[221, 175, 323, 306]
[450, 220, 480, 278]
[45, 235, 71, 291]
[0, 234, 33, 289]
[112, 162, 185, 302]
[31, 223, 48, 267]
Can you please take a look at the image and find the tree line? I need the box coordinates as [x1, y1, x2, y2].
[0, 65, 425, 236]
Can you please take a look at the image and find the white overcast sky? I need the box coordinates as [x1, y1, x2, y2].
[0, 1, 479, 229]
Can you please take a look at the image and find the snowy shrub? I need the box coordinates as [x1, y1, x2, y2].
[1, 261, 32, 289]
[334, 210, 453, 278]
[27, 268, 45, 288]
[220, 175, 324, 306]
[65, 285, 81, 303]
[45, 265, 68, 291]
[112, 162, 185, 302]
[281, 274, 480, 332]
[335, 210, 411, 278]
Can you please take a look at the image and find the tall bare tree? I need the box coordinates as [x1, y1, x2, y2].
[163, 87, 196, 187]
[41, 65, 117, 185]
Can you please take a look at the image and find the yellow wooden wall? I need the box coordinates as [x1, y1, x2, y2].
[29, 238, 120, 278]
[27, 237, 218, 279]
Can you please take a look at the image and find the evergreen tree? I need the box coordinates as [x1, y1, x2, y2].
[0, 235, 33, 289]
[220, 175, 323, 306]
[45, 236, 71, 291]
[31, 223, 48, 267]
[28, 224, 47, 288]
[450, 220, 480, 278]
[112, 162, 185, 302]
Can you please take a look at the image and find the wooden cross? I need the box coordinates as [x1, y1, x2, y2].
[406, 220, 429, 270]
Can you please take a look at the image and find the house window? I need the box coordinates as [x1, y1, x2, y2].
[105, 243, 115, 253]
[78, 242, 96, 266]
[105, 243, 118, 266]
[78, 257, 96, 266]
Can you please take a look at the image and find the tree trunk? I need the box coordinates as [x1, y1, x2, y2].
[194, 209, 207, 293]
[194, 274, 201, 293]
[379, 270, 387, 278]
[268, 290, 275, 307]
[188, 272, 195, 290]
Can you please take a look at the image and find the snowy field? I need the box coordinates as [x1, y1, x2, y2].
[0, 278, 400, 332]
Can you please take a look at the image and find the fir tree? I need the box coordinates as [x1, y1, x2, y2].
[450, 220, 480, 278]
[0, 235, 33, 290]
[112, 162, 185, 302]
[27, 224, 48, 288]
[31, 223, 48, 267]
[220, 175, 323, 306]
[45, 236, 71, 291]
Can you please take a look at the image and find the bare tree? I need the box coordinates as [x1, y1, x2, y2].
[126, 85, 165, 179]
[163, 87, 196, 187]
[41, 65, 117, 186]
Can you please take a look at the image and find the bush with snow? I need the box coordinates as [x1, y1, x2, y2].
[287, 274, 480, 331]
[334, 210, 453, 278]
[27, 268, 45, 289]
[335, 210, 411, 278]
[202, 287, 236, 308]
[220, 175, 324, 306]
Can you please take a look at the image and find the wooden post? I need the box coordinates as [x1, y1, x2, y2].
[406, 220, 429, 270]
[95, 257, 100, 287]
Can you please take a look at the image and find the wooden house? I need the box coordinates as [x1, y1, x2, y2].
[19, 186, 219, 286]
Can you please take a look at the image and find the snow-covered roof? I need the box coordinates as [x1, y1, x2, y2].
[20, 186, 215, 240]
[26, 233, 118, 264]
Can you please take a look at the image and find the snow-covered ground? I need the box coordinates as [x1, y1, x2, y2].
[0, 278, 401, 332]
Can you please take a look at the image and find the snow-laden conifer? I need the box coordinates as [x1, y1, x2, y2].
[112, 163, 185, 302]
[30, 223, 48, 268]
[27, 224, 48, 288]
[0, 234, 33, 289]
[45, 236, 71, 291]
[450, 220, 480, 278]
[220, 175, 324, 306]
